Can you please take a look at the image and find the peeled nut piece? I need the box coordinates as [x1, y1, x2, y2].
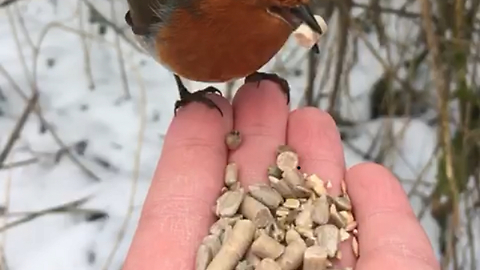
[276, 150, 299, 171]
[225, 130, 242, 150]
[250, 233, 285, 259]
[240, 195, 274, 228]
[293, 15, 328, 49]
[248, 183, 283, 209]
[311, 195, 329, 225]
[207, 220, 256, 270]
[215, 189, 245, 217]
[224, 163, 238, 187]
[303, 246, 329, 270]
[276, 239, 307, 270]
[196, 244, 212, 270]
[315, 224, 340, 258]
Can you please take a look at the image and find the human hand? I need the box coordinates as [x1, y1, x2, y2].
[122, 80, 440, 270]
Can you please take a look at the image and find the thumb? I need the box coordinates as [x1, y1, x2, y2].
[345, 162, 440, 270]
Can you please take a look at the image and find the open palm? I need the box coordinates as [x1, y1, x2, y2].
[122, 80, 440, 270]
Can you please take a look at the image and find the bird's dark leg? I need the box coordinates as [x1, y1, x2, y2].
[244, 72, 291, 104]
[173, 74, 223, 116]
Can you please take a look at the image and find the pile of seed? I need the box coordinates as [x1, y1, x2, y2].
[196, 145, 358, 270]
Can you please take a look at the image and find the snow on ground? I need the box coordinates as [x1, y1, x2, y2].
[0, 0, 478, 269]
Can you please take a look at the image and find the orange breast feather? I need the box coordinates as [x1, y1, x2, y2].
[155, 0, 292, 82]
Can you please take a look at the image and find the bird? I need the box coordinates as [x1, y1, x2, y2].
[124, 0, 323, 115]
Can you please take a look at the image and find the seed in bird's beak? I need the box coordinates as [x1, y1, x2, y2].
[289, 5, 323, 35]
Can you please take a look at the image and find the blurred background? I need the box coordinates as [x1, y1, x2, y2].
[0, 0, 478, 269]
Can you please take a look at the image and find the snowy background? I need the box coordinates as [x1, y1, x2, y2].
[0, 0, 478, 269]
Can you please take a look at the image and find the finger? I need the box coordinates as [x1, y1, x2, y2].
[346, 162, 440, 270]
[287, 108, 345, 195]
[286, 108, 353, 266]
[123, 95, 233, 270]
[229, 80, 289, 187]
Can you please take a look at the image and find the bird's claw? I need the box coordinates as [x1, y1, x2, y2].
[244, 71, 291, 104]
[174, 86, 223, 116]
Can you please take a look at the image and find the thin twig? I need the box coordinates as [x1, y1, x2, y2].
[419, 0, 460, 269]
[0, 92, 38, 167]
[0, 197, 91, 233]
[0, 157, 39, 170]
[328, 0, 351, 113]
[110, 0, 131, 99]
[304, 50, 317, 106]
[78, 0, 95, 90]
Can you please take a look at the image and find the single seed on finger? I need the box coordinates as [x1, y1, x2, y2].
[276, 239, 307, 270]
[302, 246, 328, 270]
[196, 244, 212, 270]
[207, 220, 256, 270]
[256, 258, 282, 270]
[224, 163, 238, 187]
[215, 189, 245, 217]
[269, 176, 296, 198]
[283, 169, 305, 187]
[276, 151, 299, 171]
[251, 232, 285, 259]
[315, 224, 340, 258]
[225, 130, 242, 150]
[311, 195, 329, 225]
[248, 183, 283, 209]
[240, 195, 274, 228]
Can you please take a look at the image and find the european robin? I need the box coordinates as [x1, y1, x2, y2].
[124, 0, 323, 115]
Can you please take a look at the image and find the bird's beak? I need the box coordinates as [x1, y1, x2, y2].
[289, 5, 323, 35]
[268, 4, 323, 35]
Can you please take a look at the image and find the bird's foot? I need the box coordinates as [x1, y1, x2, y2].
[174, 86, 223, 116]
[244, 71, 290, 104]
